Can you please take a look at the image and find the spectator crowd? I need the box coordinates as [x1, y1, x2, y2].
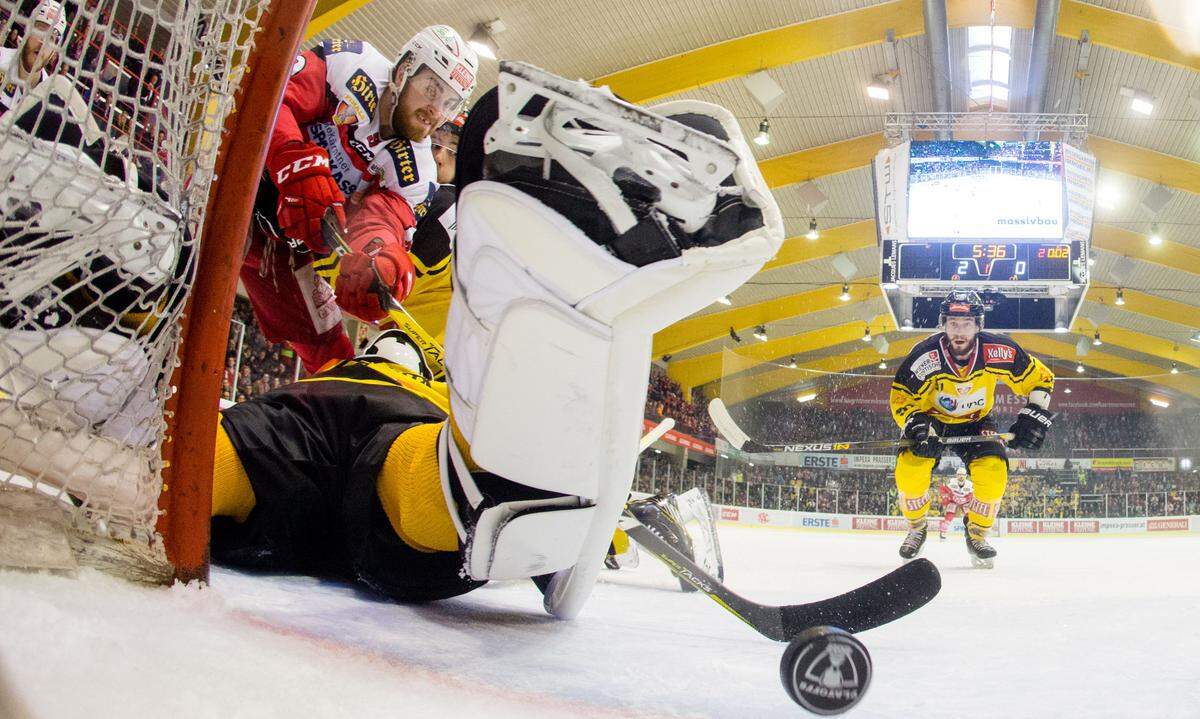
[221, 296, 301, 402]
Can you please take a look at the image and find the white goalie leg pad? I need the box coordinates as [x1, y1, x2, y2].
[445, 63, 782, 618]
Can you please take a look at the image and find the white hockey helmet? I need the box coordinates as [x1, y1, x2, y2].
[393, 25, 478, 120]
[30, 0, 68, 46]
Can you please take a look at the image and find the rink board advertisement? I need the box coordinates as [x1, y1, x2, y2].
[715, 505, 1200, 535]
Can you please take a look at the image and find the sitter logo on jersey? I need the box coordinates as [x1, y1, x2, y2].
[385, 139, 419, 186]
[912, 351, 941, 381]
[343, 70, 378, 121]
[983, 343, 1016, 364]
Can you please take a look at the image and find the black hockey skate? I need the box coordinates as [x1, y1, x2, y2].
[898, 519, 928, 560]
[965, 521, 996, 569]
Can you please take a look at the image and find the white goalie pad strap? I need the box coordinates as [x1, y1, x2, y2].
[465, 498, 596, 581]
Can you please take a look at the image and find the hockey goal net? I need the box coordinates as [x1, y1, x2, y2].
[0, 0, 312, 581]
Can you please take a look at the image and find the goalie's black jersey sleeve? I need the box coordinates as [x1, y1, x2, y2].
[212, 358, 484, 601]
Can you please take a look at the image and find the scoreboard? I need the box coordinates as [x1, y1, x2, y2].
[885, 241, 1083, 283]
[873, 139, 1096, 332]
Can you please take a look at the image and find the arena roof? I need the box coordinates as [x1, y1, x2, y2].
[313, 0, 1200, 408]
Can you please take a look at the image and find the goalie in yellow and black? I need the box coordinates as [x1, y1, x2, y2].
[890, 290, 1055, 568]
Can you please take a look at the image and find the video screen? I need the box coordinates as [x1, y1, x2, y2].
[907, 141, 1065, 240]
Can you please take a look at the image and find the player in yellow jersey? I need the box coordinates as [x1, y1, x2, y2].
[889, 290, 1055, 567]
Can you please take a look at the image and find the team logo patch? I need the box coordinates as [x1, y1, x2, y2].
[344, 69, 379, 119]
[938, 396, 957, 412]
[450, 64, 475, 92]
[983, 343, 1016, 364]
[911, 350, 941, 381]
[332, 100, 358, 126]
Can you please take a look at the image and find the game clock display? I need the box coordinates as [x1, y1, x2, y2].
[887, 241, 1077, 282]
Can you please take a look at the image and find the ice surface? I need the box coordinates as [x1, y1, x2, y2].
[2, 525, 1199, 718]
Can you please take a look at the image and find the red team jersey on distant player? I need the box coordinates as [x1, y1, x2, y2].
[940, 482, 973, 509]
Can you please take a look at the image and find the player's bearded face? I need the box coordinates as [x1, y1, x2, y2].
[394, 67, 461, 142]
[944, 317, 978, 356]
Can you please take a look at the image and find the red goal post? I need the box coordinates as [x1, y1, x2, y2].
[161, 1, 318, 583]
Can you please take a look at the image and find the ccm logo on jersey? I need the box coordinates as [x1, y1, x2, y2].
[274, 154, 331, 183]
[983, 343, 1016, 363]
[911, 351, 941, 381]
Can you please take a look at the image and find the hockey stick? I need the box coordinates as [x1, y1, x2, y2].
[708, 397, 1012, 453]
[638, 417, 675, 453]
[618, 512, 940, 641]
[320, 208, 446, 378]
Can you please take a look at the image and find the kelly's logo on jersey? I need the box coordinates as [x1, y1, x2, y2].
[343, 70, 378, 121]
[386, 139, 418, 186]
[983, 343, 1016, 364]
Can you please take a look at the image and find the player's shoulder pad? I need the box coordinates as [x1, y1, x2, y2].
[896, 333, 944, 384]
[321, 43, 391, 126]
[978, 331, 1023, 366]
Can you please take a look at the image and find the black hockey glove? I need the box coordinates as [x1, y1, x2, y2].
[903, 412, 943, 459]
[1008, 404, 1055, 450]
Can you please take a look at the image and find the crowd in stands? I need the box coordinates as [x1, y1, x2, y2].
[221, 297, 301, 402]
[644, 366, 715, 440]
[634, 453, 1200, 520]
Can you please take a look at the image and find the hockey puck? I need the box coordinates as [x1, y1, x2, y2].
[779, 626, 872, 715]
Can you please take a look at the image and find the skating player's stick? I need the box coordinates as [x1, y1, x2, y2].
[321, 208, 446, 378]
[619, 512, 941, 641]
[708, 398, 1012, 453]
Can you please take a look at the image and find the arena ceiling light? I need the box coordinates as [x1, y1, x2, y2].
[1063, 386, 1073, 394]
[1171, 362, 1180, 374]
[1115, 288, 1126, 306]
[1093, 331, 1102, 346]
[1148, 222, 1163, 245]
[805, 217, 819, 240]
[862, 326, 872, 342]
[839, 283, 851, 302]
[788, 357, 798, 369]
[1076, 363, 1085, 373]
[753, 118, 771, 146]
[1149, 397, 1171, 408]
[1096, 182, 1120, 210]
[866, 73, 894, 101]
[878, 360, 887, 369]
[753, 325, 768, 342]
[468, 20, 504, 60]
[1181, 457, 1193, 471]
[1119, 86, 1155, 116]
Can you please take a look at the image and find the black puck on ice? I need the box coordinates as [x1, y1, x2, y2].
[779, 626, 872, 715]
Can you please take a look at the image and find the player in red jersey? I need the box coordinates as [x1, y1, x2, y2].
[938, 467, 974, 539]
[243, 26, 478, 372]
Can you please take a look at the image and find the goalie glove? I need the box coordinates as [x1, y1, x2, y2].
[334, 239, 415, 322]
[267, 142, 346, 253]
[1008, 404, 1054, 450]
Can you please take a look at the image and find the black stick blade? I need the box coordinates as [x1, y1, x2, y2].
[780, 558, 941, 638]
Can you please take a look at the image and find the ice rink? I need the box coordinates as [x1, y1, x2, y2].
[3, 523, 1198, 718]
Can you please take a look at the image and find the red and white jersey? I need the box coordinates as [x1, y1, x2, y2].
[940, 481, 973, 508]
[272, 40, 439, 219]
[0, 47, 48, 115]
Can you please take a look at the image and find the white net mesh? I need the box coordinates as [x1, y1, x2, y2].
[0, 0, 275, 554]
